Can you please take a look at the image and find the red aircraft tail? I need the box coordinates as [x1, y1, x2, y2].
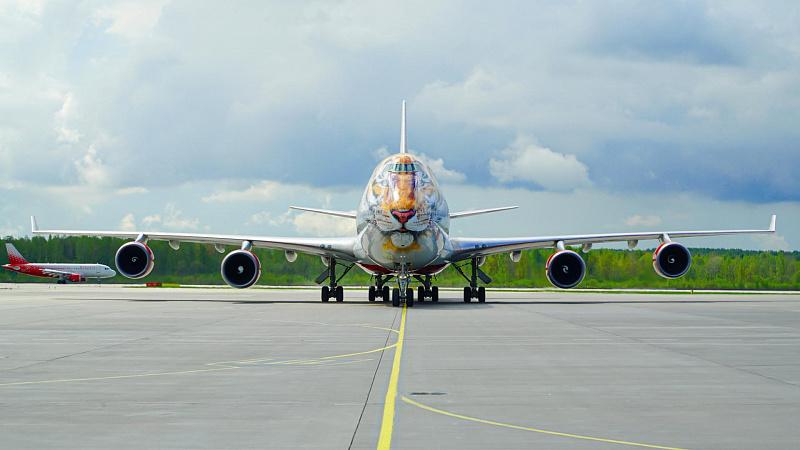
[5, 243, 29, 265]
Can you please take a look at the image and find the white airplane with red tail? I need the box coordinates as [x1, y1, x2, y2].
[2, 243, 116, 284]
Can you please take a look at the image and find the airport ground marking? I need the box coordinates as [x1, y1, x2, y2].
[377, 304, 407, 450]
[401, 396, 688, 450]
[0, 322, 399, 387]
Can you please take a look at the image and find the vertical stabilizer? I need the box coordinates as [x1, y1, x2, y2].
[400, 100, 407, 153]
[6, 243, 28, 265]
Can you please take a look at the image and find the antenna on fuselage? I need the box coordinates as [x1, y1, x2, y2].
[400, 100, 407, 153]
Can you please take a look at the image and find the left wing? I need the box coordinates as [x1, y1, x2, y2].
[288, 206, 357, 219]
[41, 269, 78, 280]
[31, 216, 357, 261]
[450, 215, 777, 262]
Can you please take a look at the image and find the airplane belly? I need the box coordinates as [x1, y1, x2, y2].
[357, 223, 446, 271]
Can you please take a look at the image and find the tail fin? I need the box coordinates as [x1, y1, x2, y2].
[6, 243, 28, 265]
[400, 100, 407, 153]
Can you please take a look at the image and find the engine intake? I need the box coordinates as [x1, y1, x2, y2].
[221, 250, 261, 288]
[115, 242, 155, 279]
[653, 242, 692, 279]
[546, 250, 586, 289]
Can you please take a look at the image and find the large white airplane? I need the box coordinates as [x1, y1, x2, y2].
[32, 102, 777, 306]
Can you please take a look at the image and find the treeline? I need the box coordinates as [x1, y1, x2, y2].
[1, 236, 798, 290]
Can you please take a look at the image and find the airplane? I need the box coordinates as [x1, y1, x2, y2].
[2, 243, 116, 284]
[31, 102, 777, 306]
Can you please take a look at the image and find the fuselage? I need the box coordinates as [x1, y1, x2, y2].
[353, 153, 452, 275]
[2, 263, 116, 281]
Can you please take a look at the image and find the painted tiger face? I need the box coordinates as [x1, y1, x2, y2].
[367, 155, 435, 234]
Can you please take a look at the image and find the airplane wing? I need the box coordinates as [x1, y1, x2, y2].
[41, 269, 77, 279]
[450, 215, 777, 262]
[31, 217, 357, 261]
[449, 206, 518, 219]
[288, 206, 357, 219]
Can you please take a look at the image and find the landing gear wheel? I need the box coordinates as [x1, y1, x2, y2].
[382, 285, 390, 302]
[392, 288, 400, 307]
[431, 286, 439, 302]
[406, 288, 414, 307]
[321, 286, 330, 302]
[335, 285, 344, 302]
[368, 286, 376, 302]
[463, 286, 471, 302]
[477, 286, 486, 303]
[417, 286, 425, 302]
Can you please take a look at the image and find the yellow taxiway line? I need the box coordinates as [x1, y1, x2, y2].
[401, 396, 689, 450]
[376, 303, 407, 450]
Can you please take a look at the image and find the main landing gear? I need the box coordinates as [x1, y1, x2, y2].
[453, 257, 491, 303]
[368, 275, 393, 302]
[316, 257, 353, 302]
[414, 274, 439, 303]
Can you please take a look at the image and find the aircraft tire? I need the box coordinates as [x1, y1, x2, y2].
[382, 286, 390, 302]
[406, 288, 414, 307]
[368, 286, 376, 302]
[321, 286, 329, 302]
[463, 287, 471, 302]
[392, 288, 400, 307]
[335, 285, 344, 302]
[478, 286, 486, 303]
[431, 286, 439, 302]
[417, 286, 425, 302]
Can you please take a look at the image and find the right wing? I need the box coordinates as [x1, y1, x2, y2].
[450, 215, 777, 262]
[31, 216, 357, 261]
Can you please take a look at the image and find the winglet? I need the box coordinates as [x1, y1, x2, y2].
[400, 100, 407, 154]
[769, 214, 776, 232]
[31, 216, 38, 233]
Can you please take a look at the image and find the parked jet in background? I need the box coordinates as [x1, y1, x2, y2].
[31, 102, 777, 305]
[2, 243, 116, 284]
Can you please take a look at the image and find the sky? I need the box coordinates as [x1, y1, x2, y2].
[0, 0, 798, 250]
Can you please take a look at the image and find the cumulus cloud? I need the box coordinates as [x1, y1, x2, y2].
[202, 181, 283, 203]
[625, 214, 663, 228]
[138, 204, 199, 230]
[291, 211, 354, 237]
[119, 213, 136, 231]
[489, 136, 591, 191]
[416, 153, 466, 184]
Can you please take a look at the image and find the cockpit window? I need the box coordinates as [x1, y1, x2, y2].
[389, 162, 417, 173]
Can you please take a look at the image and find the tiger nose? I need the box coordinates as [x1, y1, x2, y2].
[391, 209, 416, 224]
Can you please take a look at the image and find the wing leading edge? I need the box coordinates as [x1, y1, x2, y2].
[450, 215, 777, 262]
[31, 217, 357, 262]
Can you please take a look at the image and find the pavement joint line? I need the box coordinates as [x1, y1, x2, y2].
[376, 303, 407, 450]
[0, 322, 399, 387]
[400, 396, 689, 450]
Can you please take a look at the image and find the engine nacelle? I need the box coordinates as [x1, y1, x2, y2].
[221, 250, 261, 288]
[68, 274, 85, 283]
[653, 242, 692, 279]
[115, 242, 155, 279]
[546, 250, 586, 289]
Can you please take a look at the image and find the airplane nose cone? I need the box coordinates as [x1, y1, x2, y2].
[391, 209, 416, 225]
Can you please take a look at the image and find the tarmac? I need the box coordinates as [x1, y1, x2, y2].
[0, 284, 799, 449]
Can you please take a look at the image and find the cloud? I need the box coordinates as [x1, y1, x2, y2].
[202, 181, 283, 203]
[94, 0, 169, 40]
[73, 145, 111, 187]
[291, 211, 354, 237]
[489, 136, 591, 191]
[625, 214, 662, 227]
[119, 213, 136, 231]
[416, 153, 466, 184]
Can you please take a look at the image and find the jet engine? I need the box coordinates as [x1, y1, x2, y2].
[653, 242, 692, 279]
[115, 242, 155, 279]
[221, 250, 261, 288]
[546, 250, 586, 289]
